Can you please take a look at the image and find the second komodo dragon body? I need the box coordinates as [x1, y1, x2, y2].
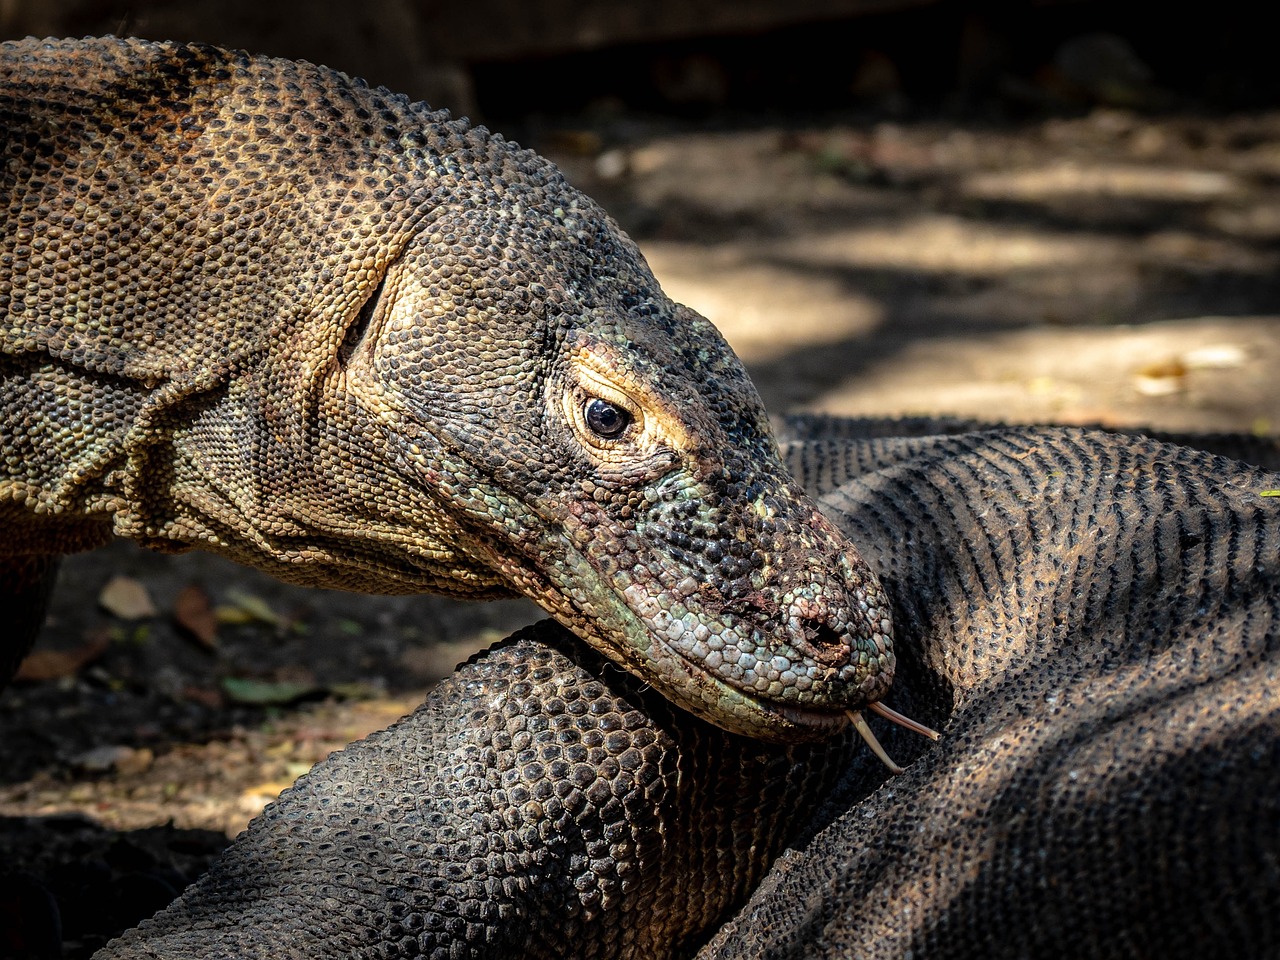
[0, 36, 893, 739]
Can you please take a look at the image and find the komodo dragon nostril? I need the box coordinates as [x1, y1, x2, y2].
[796, 620, 850, 665]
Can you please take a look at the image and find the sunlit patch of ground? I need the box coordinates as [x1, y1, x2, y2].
[572, 112, 1280, 430]
[0, 695, 422, 835]
[812, 317, 1278, 434]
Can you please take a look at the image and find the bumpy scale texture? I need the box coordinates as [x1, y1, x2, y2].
[99, 623, 842, 959]
[704, 424, 1280, 959]
[101, 423, 1278, 959]
[0, 37, 891, 738]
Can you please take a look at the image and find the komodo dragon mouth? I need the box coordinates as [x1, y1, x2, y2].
[481, 507, 930, 755]
[472, 497, 896, 743]
[329, 174, 904, 742]
[330, 210, 910, 744]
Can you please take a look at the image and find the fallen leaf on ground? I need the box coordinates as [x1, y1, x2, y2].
[98, 576, 157, 619]
[71, 745, 154, 775]
[173, 584, 219, 648]
[239, 787, 288, 817]
[220, 676, 320, 706]
[215, 590, 283, 628]
[1133, 357, 1187, 396]
[14, 632, 110, 682]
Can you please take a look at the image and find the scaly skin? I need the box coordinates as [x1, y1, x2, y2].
[0, 36, 892, 739]
[98, 621, 850, 960]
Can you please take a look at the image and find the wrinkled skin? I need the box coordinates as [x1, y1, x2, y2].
[97, 622, 854, 960]
[0, 37, 892, 738]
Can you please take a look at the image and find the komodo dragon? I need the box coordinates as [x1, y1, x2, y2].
[6, 35, 1279, 959]
[0, 36, 896, 743]
[92, 423, 1279, 958]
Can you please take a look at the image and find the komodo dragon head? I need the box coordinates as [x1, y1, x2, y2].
[1, 37, 893, 741]
[328, 137, 894, 742]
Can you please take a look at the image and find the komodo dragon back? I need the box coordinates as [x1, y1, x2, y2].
[0, 36, 893, 739]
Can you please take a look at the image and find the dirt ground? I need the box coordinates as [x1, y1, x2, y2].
[3, 96, 1280, 955]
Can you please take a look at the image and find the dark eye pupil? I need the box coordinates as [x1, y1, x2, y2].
[585, 398, 631, 438]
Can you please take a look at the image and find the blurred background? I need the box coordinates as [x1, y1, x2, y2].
[4, 0, 1276, 426]
[2, 2, 1277, 954]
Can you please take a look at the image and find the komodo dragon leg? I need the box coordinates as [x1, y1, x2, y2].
[1, 36, 893, 740]
[97, 425, 1280, 959]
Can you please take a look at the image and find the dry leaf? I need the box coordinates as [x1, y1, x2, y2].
[14, 632, 110, 682]
[239, 783, 290, 816]
[98, 575, 157, 619]
[215, 589, 283, 627]
[221, 676, 319, 705]
[71, 744, 153, 775]
[1133, 357, 1187, 397]
[1134, 376, 1184, 397]
[173, 583, 219, 649]
[1135, 357, 1188, 380]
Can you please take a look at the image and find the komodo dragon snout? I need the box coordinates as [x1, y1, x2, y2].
[338, 199, 895, 740]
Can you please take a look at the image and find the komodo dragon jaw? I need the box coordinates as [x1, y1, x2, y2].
[480, 456, 897, 743]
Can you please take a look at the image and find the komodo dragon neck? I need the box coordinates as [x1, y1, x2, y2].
[1, 36, 893, 740]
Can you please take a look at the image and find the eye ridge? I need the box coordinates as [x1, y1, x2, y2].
[584, 397, 632, 439]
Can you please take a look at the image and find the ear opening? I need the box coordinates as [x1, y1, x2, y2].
[338, 272, 388, 368]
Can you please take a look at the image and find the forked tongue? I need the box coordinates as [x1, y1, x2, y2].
[846, 702, 941, 775]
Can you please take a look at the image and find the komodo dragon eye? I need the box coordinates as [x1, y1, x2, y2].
[584, 398, 632, 439]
